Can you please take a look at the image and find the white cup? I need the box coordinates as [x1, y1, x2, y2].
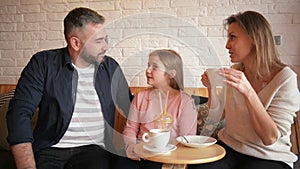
[142, 129, 170, 149]
[206, 68, 225, 86]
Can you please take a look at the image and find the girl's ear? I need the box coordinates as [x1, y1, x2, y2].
[69, 36, 81, 51]
[169, 69, 176, 78]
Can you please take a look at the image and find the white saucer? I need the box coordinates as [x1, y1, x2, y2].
[143, 144, 177, 153]
[176, 135, 217, 148]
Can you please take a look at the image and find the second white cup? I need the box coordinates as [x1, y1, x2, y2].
[206, 68, 226, 86]
[142, 128, 170, 149]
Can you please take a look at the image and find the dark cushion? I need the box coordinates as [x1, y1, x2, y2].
[191, 95, 225, 138]
[196, 102, 225, 138]
[191, 95, 208, 105]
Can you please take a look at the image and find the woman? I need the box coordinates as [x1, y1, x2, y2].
[190, 11, 300, 169]
[116, 49, 197, 169]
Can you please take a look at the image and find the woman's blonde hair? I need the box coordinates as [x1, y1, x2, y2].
[224, 11, 285, 77]
[149, 49, 184, 90]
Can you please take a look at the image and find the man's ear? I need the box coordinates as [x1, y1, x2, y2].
[69, 36, 81, 51]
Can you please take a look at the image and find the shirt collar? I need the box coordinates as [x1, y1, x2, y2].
[62, 46, 74, 69]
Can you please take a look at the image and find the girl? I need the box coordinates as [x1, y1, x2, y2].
[116, 49, 197, 169]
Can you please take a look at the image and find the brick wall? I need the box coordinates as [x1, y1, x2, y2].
[0, 0, 299, 88]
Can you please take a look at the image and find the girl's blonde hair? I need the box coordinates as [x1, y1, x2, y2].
[224, 11, 285, 77]
[149, 49, 184, 90]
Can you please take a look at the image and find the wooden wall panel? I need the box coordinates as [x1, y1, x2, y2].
[0, 84, 16, 95]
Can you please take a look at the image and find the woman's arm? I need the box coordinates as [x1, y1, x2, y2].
[201, 71, 225, 121]
[222, 68, 279, 145]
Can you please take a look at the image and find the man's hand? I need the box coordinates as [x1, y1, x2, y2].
[11, 142, 36, 169]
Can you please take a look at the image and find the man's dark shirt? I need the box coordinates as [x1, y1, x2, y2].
[6, 47, 131, 153]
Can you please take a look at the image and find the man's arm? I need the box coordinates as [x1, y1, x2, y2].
[11, 143, 36, 169]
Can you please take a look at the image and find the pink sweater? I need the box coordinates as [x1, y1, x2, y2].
[123, 88, 197, 146]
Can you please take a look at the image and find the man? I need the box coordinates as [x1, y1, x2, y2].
[6, 7, 131, 169]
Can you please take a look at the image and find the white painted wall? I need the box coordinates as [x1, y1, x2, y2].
[0, 0, 299, 88]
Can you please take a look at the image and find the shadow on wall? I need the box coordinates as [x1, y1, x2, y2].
[105, 13, 229, 87]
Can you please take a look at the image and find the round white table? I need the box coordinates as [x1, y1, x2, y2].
[134, 142, 226, 169]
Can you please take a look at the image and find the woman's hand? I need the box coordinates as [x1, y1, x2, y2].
[126, 144, 141, 161]
[201, 71, 211, 88]
[221, 68, 252, 95]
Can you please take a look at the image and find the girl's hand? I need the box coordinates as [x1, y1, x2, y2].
[221, 68, 252, 95]
[126, 144, 141, 161]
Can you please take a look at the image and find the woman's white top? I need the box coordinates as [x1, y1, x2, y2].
[218, 66, 300, 168]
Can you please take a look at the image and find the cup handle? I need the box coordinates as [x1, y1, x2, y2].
[142, 133, 149, 142]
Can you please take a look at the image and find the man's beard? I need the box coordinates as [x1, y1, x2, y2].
[82, 52, 105, 65]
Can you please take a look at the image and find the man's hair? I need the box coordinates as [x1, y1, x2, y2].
[224, 11, 285, 78]
[64, 7, 105, 43]
[149, 49, 184, 90]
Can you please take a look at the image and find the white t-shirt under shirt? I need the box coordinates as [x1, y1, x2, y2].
[53, 64, 105, 148]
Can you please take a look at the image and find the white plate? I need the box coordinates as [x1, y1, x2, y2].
[143, 144, 177, 153]
[176, 135, 217, 148]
